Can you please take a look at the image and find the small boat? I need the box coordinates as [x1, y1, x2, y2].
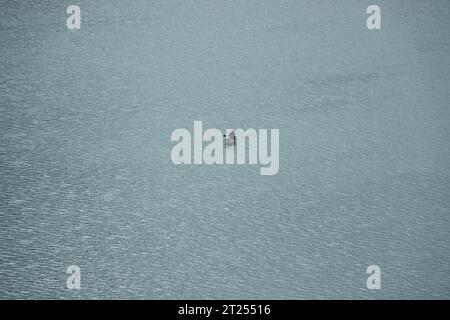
[223, 130, 236, 145]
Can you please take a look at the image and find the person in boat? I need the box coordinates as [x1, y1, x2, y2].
[223, 130, 236, 145]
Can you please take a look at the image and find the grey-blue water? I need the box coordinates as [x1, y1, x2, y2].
[1, 0, 449, 299]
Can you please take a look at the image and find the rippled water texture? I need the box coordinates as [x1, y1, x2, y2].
[1, 0, 449, 298]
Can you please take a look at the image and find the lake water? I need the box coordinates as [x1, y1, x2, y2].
[1, 0, 449, 299]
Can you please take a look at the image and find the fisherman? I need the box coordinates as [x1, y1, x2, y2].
[223, 130, 236, 145]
